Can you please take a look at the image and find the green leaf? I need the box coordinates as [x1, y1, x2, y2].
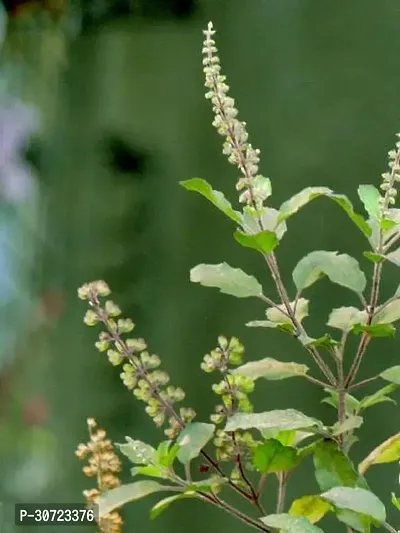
[321, 389, 360, 415]
[358, 185, 381, 221]
[380, 366, 400, 385]
[321, 487, 386, 524]
[278, 186, 371, 237]
[156, 441, 180, 468]
[190, 263, 263, 299]
[233, 229, 279, 254]
[386, 248, 400, 267]
[233, 358, 309, 381]
[253, 439, 299, 473]
[131, 465, 168, 479]
[289, 495, 331, 523]
[177, 422, 215, 464]
[357, 384, 398, 412]
[261, 513, 323, 532]
[363, 251, 385, 264]
[391, 493, 400, 511]
[187, 476, 227, 493]
[327, 307, 366, 332]
[298, 333, 340, 350]
[313, 440, 367, 492]
[331, 416, 363, 436]
[245, 319, 295, 333]
[180, 178, 242, 224]
[373, 299, 400, 324]
[150, 492, 195, 519]
[117, 438, 157, 465]
[353, 323, 396, 338]
[266, 298, 309, 325]
[358, 433, 400, 475]
[242, 207, 287, 240]
[293, 251, 366, 294]
[225, 409, 323, 433]
[98, 481, 171, 518]
[336, 509, 371, 533]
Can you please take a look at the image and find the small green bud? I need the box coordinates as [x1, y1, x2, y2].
[95, 339, 110, 352]
[78, 284, 91, 300]
[218, 336, 228, 350]
[105, 300, 121, 317]
[107, 349, 123, 366]
[180, 407, 196, 424]
[127, 338, 147, 352]
[83, 310, 99, 326]
[117, 318, 135, 333]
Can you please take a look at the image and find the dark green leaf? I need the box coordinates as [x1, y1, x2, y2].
[253, 439, 299, 473]
[177, 422, 215, 464]
[233, 358, 309, 381]
[321, 487, 386, 524]
[353, 323, 396, 337]
[180, 178, 242, 224]
[190, 263, 263, 298]
[261, 513, 324, 532]
[293, 251, 366, 294]
[234, 229, 278, 254]
[357, 185, 381, 221]
[225, 409, 323, 433]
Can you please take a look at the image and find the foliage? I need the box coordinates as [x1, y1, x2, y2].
[76, 21, 400, 533]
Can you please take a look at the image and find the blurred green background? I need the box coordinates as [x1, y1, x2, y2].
[0, 0, 399, 531]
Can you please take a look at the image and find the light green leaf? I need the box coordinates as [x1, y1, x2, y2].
[131, 465, 167, 479]
[261, 513, 324, 532]
[98, 481, 171, 518]
[225, 409, 323, 433]
[233, 358, 309, 381]
[373, 299, 400, 324]
[117, 438, 157, 465]
[380, 366, 400, 385]
[357, 384, 398, 412]
[321, 389, 360, 415]
[266, 298, 309, 325]
[321, 487, 386, 524]
[358, 433, 400, 475]
[313, 440, 367, 492]
[180, 178, 242, 224]
[246, 319, 295, 334]
[242, 207, 287, 240]
[150, 492, 195, 519]
[358, 185, 381, 221]
[391, 493, 400, 511]
[299, 334, 340, 350]
[187, 476, 227, 493]
[253, 439, 299, 473]
[156, 441, 180, 468]
[353, 323, 396, 338]
[190, 263, 262, 299]
[332, 416, 363, 436]
[289, 495, 332, 524]
[363, 251, 385, 264]
[293, 251, 366, 294]
[278, 187, 371, 237]
[177, 422, 215, 464]
[327, 307, 366, 331]
[253, 175, 272, 201]
[233, 229, 279, 254]
[386, 248, 400, 266]
[336, 509, 371, 533]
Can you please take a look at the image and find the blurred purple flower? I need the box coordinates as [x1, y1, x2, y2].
[0, 102, 39, 203]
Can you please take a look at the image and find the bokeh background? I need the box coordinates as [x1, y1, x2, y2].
[0, 0, 399, 531]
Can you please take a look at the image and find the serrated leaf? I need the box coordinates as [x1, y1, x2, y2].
[386, 248, 400, 267]
[233, 229, 279, 254]
[266, 298, 309, 326]
[180, 178, 242, 224]
[380, 366, 400, 385]
[293, 251, 366, 294]
[233, 358, 309, 381]
[253, 439, 299, 473]
[261, 513, 324, 532]
[313, 440, 367, 492]
[190, 263, 262, 299]
[321, 487, 386, 523]
[177, 422, 215, 464]
[98, 481, 171, 518]
[358, 185, 381, 221]
[321, 389, 360, 415]
[278, 187, 371, 237]
[331, 416, 363, 436]
[358, 433, 400, 475]
[225, 409, 323, 433]
[357, 384, 398, 412]
[373, 299, 400, 324]
[150, 492, 195, 519]
[117, 438, 157, 465]
[289, 495, 331, 523]
[327, 307, 366, 331]
[353, 323, 396, 337]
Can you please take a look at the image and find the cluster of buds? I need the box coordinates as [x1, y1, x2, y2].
[75, 418, 123, 533]
[201, 336, 257, 463]
[78, 281, 195, 439]
[380, 134, 400, 215]
[202, 22, 270, 213]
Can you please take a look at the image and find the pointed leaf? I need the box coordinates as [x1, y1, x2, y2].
[373, 299, 400, 324]
[380, 366, 400, 385]
[327, 307, 366, 331]
[225, 409, 323, 433]
[357, 384, 398, 412]
[177, 422, 215, 464]
[321, 389, 360, 415]
[261, 513, 324, 532]
[293, 251, 366, 294]
[386, 248, 400, 267]
[391, 493, 400, 511]
[321, 487, 386, 523]
[353, 323, 396, 338]
[313, 440, 367, 492]
[98, 481, 171, 518]
[117, 438, 157, 465]
[233, 358, 309, 381]
[289, 495, 331, 523]
[278, 187, 370, 237]
[246, 319, 295, 334]
[336, 509, 371, 533]
[190, 263, 262, 298]
[331, 416, 363, 436]
[266, 298, 309, 325]
[233, 229, 279, 254]
[358, 433, 400, 475]
[358, 185, 381, 221]
[130, 465, 168, 479]
[253, 439, 299, 473]
[363, 251, 385, 264]
[150, 492, 195, 519]
[180, 178, 242, 223]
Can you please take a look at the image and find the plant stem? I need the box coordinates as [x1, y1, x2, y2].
[276, 473, 287, 513]
[383, 522, 397, 533]
[348, 375, 378, 391]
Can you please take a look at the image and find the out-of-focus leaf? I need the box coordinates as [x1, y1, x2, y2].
[190, 263, 262, 298]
